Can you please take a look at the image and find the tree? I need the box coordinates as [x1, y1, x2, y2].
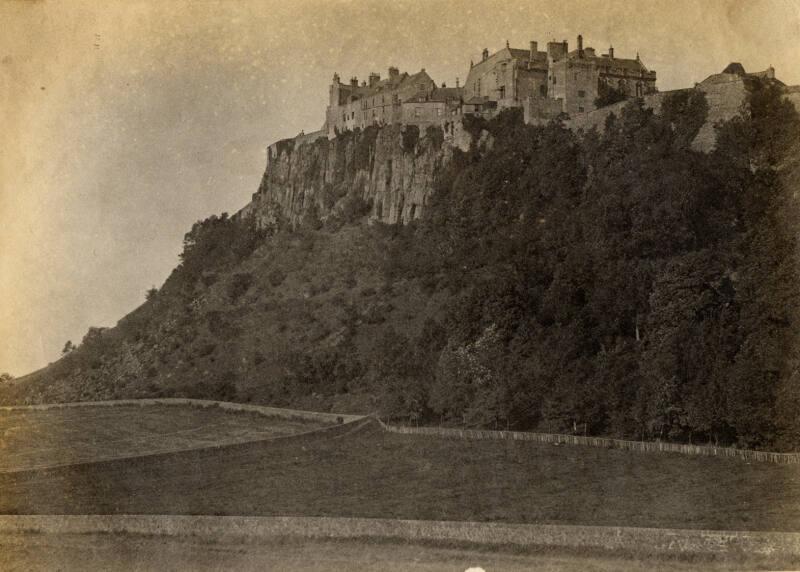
[145, 287, 158, 301]
[594, 83, 627, 108]
[0, 373, 13, 383]
[62, 340, 76, 355]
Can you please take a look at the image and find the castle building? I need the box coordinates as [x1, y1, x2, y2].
[325, 67, 464, 138]
[465, 35, 657, 116]
[315, 34, 657, 142]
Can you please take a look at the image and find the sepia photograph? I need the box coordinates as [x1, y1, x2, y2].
[1, 0, 800, 569]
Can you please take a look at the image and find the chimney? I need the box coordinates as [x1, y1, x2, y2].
[456, 77, 460, 88]
[369, 72, 380, 87]
[529, 41, 538, 64]
[609, 45, 614, 59]
[482, 48, 489, 61]
[350, 77, 358, 87]
[388, 66, 400, 82]
[441, 82, 446, 88]
[577, 34, 584, 57]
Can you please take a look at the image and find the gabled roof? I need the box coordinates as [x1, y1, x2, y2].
[397, 69, 435, 90]
[429, 86, 464, 102]
[591, 55, 650, 73]
[722, 62, 747, 76]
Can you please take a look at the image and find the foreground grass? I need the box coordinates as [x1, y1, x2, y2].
[1, 531, 791, 572]
[2, 420, 798, 531]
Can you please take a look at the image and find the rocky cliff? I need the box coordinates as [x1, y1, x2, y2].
[242, 124, 465, 228]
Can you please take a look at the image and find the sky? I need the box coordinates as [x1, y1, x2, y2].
[1, 0, 799, 377]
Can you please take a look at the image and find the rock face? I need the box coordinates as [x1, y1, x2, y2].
[242, 125, 457, 227]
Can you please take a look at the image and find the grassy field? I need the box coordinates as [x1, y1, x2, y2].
[0, 404, 330, 472]
[0, 532, 786, 572]
[2, 418, 799, 532]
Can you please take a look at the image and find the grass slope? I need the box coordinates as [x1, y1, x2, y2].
[2, 420, 798, 532]
[0, 404, 330, 472]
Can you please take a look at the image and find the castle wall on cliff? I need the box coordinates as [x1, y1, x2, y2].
[528, 65, 783, 152]
[239, 64, 798, 230]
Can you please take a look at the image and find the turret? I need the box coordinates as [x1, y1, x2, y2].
[547, 40, 567, 61]
[369, 72, 380, 87]
[388, 66, 400, 83]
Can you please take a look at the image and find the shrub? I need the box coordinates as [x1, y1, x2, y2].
[227, 272, 254, 302]
[402, 125, 419, 153]
[268, 269, 287, 287]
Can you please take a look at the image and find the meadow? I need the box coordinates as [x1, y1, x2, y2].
[0, 403, 330, 472]
[2, 415, 798, 532]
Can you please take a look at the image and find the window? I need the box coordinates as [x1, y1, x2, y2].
[415, 107, 422, 117]
[539, 85, 547, 97]
[578, 90, 586, 98]
[436, 108, 443, 116]
[552, 76, 557, 84]
[578, 106, 584, 112]
[499, 86, 505, 99]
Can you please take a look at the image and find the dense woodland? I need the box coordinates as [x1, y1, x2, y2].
[4, 81, 800, 450]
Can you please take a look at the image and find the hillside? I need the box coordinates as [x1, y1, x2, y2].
[4, 79, 800, 451]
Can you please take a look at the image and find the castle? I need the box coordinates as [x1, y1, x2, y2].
[321, 34, 657, 138]
[250, 34, 795, 228]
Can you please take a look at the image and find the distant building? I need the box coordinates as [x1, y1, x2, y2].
[315, 33, 662, 141]
[465, 35, 657, 116]
[324, 68, 464, 138]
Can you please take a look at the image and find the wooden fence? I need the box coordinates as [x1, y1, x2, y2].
[380, 422, 800, 465]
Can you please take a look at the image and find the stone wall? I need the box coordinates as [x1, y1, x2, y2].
[2, 515, 799, 558]
[558, 73, 750, 152]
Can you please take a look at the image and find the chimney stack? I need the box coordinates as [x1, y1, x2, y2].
[350, 77, 358, 87]
[369, 72, 380, 87]
[529, 41, 538, 65]
[577, 34, 584, 57]
[482, 48, 489, 61]
[609, 45, 614, 59]
[456, 77, 460, 88]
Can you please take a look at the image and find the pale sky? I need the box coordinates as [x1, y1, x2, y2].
[1, 0, 799, 377]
